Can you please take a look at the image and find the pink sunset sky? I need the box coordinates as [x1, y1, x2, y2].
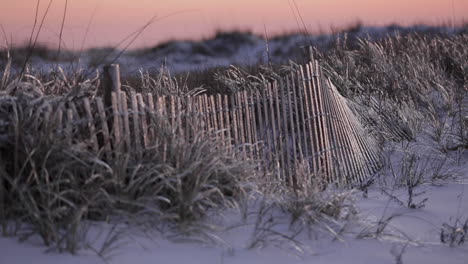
[1, 0, 467, 50]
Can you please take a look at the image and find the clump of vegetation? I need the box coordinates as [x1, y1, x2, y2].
[441, 217, 468, 247]
[320, 33, 467, 146]
[0, 74, 252, 253]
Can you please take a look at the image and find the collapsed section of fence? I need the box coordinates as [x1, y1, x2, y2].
[0, 60, 382, 189]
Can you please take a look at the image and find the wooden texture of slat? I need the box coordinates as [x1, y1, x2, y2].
[96, 97, 111, 153]
[230, 95, 239, 147]
[265, 84, 278, 173]
[247, 90, 259, 159]
[168, 96, 175, 128]
[216, 94, 225, 146]
[83, 98, 99, 152]
[235, 92, 245, 149]
[176, 96, 183, 138]
[209, 95, 219, 141]
[146, 93, 155, 144]
[260, 86, 273, 170]
[205, 95, 213, 132]
[119, 91, 131, 152]
[137, 94, 149, 148]
[223, 95, 232, 150]
[272, 81, 286, 180]
[130, 92, 141, 153]
[241, 91, 252, 158]
[198, 95, 206, 131]
[186, 96, 194, 140]
[279, 78, 292, 184]
[255, 90, 267, 169]
[111, 92, 121, 150]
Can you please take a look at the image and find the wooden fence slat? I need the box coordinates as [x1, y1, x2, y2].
[96, 97, 111, 154]
[186, 96, 194, 140]
[272, 81, 286, 181]
[242, 91, 253, 158]
[235, 92, 246, 150]
[216, 94, 226, 146]
[137, 94, 149, 148]
[146, 93, 155, 144]
[131, 92, 142, 153]
[103, 64, 121, 111]
[223, 95, 232, 151]
[247, 90, 259, 160]
[255, 90, 266, 169]
[230, 95, 239, 147]
[111, 92, 121, 150]
[265, 83, 279, 178]
[83, 98, 99, 152]
[210, 95, 219, 141]
[206, 95, 214, 133]
[169, 96, 176, 132]
[279, 78, 293, 184]
[260, 86, 273, 171]
[198, 95, 206, 132]
[176, 96, 184, 138]
[119, 91, 131, 152]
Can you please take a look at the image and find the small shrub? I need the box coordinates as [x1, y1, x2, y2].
[440, 218, 468, 247]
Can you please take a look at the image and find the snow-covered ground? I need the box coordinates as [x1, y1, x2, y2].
[1, 142, 467, 264]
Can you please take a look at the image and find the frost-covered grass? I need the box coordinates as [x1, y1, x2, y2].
[0, 25, 467, 263]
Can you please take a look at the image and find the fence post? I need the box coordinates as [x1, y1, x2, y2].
[102, 64, 122, 148]
[103, 64, 121, 108]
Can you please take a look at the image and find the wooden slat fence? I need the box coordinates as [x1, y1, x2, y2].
[10, 60, 382, 188]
